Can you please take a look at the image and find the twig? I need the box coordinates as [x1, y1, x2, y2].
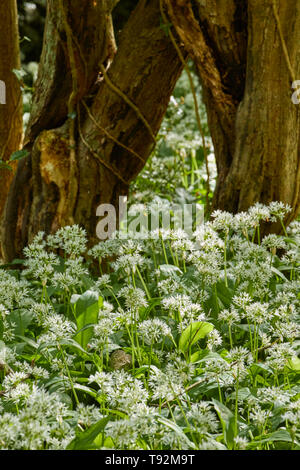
[99, 64, 156, 144]
[77, 104, 129, 186]
[81, 100, 146, 164]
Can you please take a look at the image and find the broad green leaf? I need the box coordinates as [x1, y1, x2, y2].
[16, 335, 38, 350]
[179, 321, 214, 352]
[9, 309, 34, 336]
[71, 290, 102, 350]
[247, 429, 293, 449]
[73, 384, 97, 398]
[67, 417, 111, 450]
[212, 399, 236, 450]
[271, 266, 288, 281]
[10, 149, 30, 161]
[287, 356, 300, 372]
[216, 280, 234, 308]
[156, 416, 196, 450]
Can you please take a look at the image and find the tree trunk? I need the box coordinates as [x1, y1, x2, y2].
[0, 0, 23, 225]
[1, 0, 184, 261]
[164, 0, 300, 226]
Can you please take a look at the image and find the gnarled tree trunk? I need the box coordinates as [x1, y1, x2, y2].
[1, 0, 184, 261]
[164, 0, 300, 226]
[0, 0, 23, 226]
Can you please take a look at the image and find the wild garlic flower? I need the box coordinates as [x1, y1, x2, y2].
[23, 248, 60, 284]
[105, 420, 138, 449]
[272, 320, 300, 342]
[227, 346, 252, 365]
[187, 250, 222, 285]
[262, 234, 287, 252]
[75, 404, 103, 427]
[287, 220, 300, 236]
[203, 357, 234, 386]
[282, 401, 300, 428]
[138, 319, 171, 345]
[89, 370, 148, 411]
[29, 302, 55, 324]
[88, 238, 120, 259]
[0, 344, 16, 368]
[273, 303, 296, 321]
[161, 294, 186, 311]
[194, 224, 224, 251]
[0, 386, 74, 450]
[51, 272, 78, 291]
[232, 212, 255, 233]
[127, 404, 159, 436]
[171, 238, 194, 257]
[266, 343, 296, 371]
[234, 436, 249, 450]
[243, 302, 271, 324]
[47, 225, 87, 256]
[248, 203, 271, 224]
[118, 286, 148, 311]
[38, 314, 76, 343]
[94, 274, 111, 291]
[64, 257, 89, 279]
[50, 355, 74, 372]
[148, 367, 185, 401]
[249, 405, 270, 429]
[218, 308, 240, 326]
[268, 201, 292, 221]
[160, 428, 193, 450]
[187, 402, 219, 434]
[13, 361, 49, 380]
[157, 278, 182, 296]
[232, 292, 253, 310]
[112, 253, 145, 275]
[211, 210, 234, 233]
[0, 271, 30, 309]
[281, 248, 300, 265]
[257, 387, 292, 406]
[4, 382, 31, 404]
[118, 240, 144, 255]
[150, 228, 171, 241]
[165, 355, 196, 383]
[206, 329, 222, 350]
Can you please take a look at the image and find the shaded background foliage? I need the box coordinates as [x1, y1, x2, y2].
[17, 0, 139, 64]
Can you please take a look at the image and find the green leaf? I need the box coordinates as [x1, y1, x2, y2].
[287, 356, 300, 372]
[16, 335, 38, 350]
[10, 149, 30, 161]
[9, 310, 34, 336]
[67, 417, 111, 450]
[179, 321, 214, 353]
[158, 264, 183, 278]
[156, 416, 196, 449]
[73, 384, 97, 398]
[271, 266, 288, 281]
[216, 280, 234, 308]
[0, 160, 12, 171]
[247, 429, 293, 449]
[71, 290, 102, 350]
[212, 399, 236, 450]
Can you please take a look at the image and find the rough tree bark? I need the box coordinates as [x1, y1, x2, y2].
[0, 0, 23, 228]
[164, 0, 300, 226]
[1, 0, 184, 261]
